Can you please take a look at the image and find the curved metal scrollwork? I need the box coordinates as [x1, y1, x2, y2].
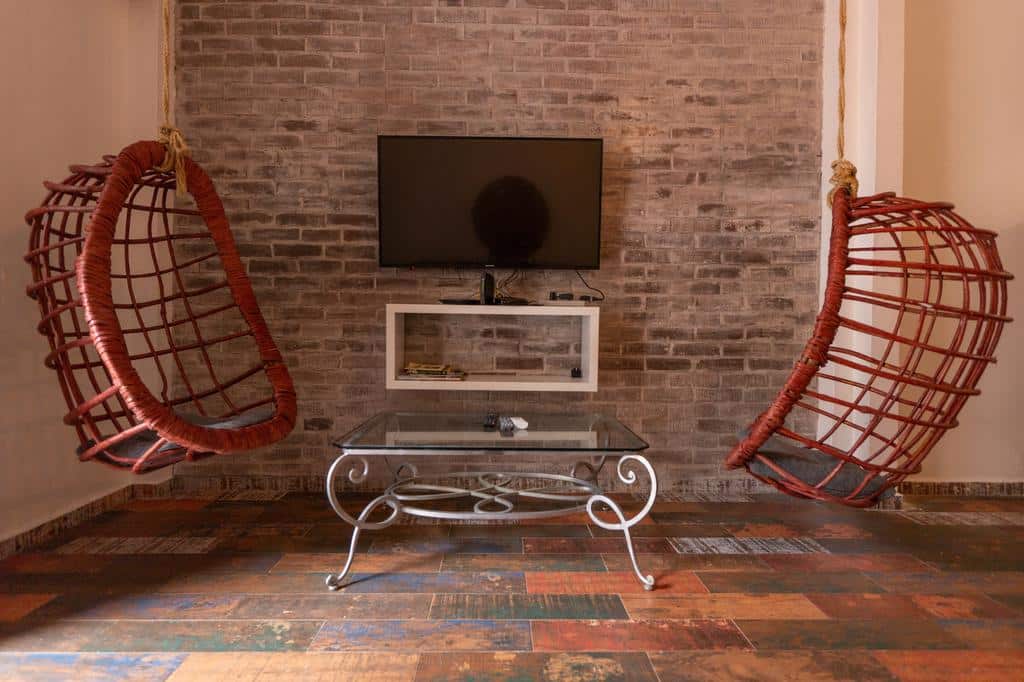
[384, 471, 597, 520]
[325, 453, 401, 590]
[585, 454, 657, 590]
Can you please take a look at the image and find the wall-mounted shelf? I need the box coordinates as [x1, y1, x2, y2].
[385, 303, 599, 392]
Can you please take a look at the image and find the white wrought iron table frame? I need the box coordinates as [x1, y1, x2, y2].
[325, 442, 657, 591]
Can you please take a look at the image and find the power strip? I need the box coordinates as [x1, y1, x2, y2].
[546, 300, 589, 306]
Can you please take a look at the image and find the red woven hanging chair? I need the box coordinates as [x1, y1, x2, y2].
[25, 140, 296, 473]
[725, 188, 1012, 506]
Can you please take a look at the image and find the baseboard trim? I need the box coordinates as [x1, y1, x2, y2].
[171, 474, 326, 495]
[663, 476, 773, 495]
[163, 475, 1024, 499]
[0, 479, 175, 561]
[898, 481, 1024, 497]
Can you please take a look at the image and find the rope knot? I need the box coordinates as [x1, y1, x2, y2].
[156, 125, 191, 196]
[828, 158, 858, 203]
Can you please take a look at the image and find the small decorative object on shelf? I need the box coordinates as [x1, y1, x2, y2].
[400, 362, 465, 381]
[498, 417, 515, 435]
[498, 416, 529, 433]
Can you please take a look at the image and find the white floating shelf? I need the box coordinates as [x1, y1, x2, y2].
[385, 303, 599, 393]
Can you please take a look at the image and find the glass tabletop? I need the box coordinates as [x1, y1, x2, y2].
[334, 412, 648, 452]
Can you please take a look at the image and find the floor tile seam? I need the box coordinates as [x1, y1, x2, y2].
[728, 617, 758, 651]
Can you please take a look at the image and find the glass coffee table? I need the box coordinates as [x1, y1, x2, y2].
[326, 411, 655, 591]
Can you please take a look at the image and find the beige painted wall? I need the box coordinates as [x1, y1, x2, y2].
[817, 0, 906, 453]
[0, 0, 168, 541]
[904, 0, 1024, 481]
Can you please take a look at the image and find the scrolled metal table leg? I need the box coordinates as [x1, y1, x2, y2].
[586, 454, 657, 591]
[325, 452, 401, 590]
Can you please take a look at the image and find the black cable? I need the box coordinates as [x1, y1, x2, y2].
[575, 270, 605, 301]
[497, 269, 514, 293]
[497, 269, 520, 300]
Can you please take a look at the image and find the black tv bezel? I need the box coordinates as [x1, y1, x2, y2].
[376, 134, 604, 270]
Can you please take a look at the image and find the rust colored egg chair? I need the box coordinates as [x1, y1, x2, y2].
[725, 188, 1012, 506]
[25, 140, 296, 473]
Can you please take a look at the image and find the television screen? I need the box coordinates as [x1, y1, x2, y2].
[377, 136, 602, 269]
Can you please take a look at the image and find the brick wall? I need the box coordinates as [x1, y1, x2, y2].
[173, 0, 824, 491]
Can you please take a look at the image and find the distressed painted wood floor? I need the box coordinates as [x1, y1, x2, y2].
[1, 492, 1023, 680]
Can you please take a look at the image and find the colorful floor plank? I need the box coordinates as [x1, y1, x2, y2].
[620, 593, 828, 620]
[669, 537, 830, 554]
[441, 554, 606, 572]
[367, 537, 523, 555]
[271, 552, 442, 573]
[0, 620, 323, 652]
[896, 511, 1024, 526]
[153, 571, 525, 595]
[31, 594, 243, 620]
[805, 593, 933, 620]
[56, 536, 220, 555]
[531, 619, 750, 652]
[449, 525, 592, 538]
[414, 652, 658, 681]
[0, 594, 55, 622]
[602, 553, 772, 572]
[649, 650, 898, 682]
[866, 571, 1024, 595]
[310, 620, 531, 652]
[167, 652, 418, 682]
[912, 593, 1021, 619]
[228, 594, 432, 620]
[872, 649, 1024, 681]
[0, 553, 111, 575]
[0, 653, 186, 682]
[938, 619, 1024, 649]
[526, 570, 706, 595]
[736, 618, 964, 650]
[523, 537, 674, 554]
[759, 552, 932, 573]
[697, 570, 885, 594]
[429, 594, 628, 620]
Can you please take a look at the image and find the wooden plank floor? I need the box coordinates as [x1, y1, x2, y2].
[1, 492, 1023, 680]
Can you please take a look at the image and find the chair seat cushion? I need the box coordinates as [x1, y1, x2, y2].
[748, 434, 893, 500]
[81, 405, 276, 466]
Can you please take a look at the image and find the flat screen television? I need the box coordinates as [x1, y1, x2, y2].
[377, 135, 602, 269]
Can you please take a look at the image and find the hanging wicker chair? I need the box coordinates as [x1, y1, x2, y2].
[25, 140, 296, 473]
[725, 188, 1012, 506]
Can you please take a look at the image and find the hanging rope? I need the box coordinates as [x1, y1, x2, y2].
[155, 0, 190, 196]
[828, 0, 858, 202]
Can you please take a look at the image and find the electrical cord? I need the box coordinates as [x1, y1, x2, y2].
[497, 269, 518, 295]
[496, 269, 522, 302]
[575, 269, 605, 301]
[496, 269, 539, 305]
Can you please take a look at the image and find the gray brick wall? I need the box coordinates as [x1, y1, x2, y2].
[173, 0, 824, 491]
